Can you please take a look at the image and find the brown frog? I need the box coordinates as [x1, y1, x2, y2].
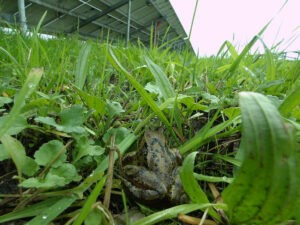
[121, 130, 188, 205]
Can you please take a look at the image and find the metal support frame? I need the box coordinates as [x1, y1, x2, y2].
[71, 0, 129, 32]
[29, 0, 85, 19]
[130, 15, 162, 35]
[28, 0, 147, 40]
[44, 0, 91, 27]
[18, 0, 28, 33]
[13, 0, 192, 51]
[126, 0, 131, 46]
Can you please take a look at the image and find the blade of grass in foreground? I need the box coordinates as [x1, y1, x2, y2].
[0, 198, 60, 223]
[0, 172, 104, 224]
[132, 203, 225, 225]
[73, 176, 106, 225]
[26, 196, 77, 225]
[0, 68, 43, 139]
[181, 152, 221, 221]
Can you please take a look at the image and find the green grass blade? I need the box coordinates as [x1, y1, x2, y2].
[223, 92, 299, 224]
[0, 68, 43, 139]
[181, 152, 209, 204]
[225, 41, 239, 60]
[108, 48, 173, 134]
[26, 196, 77, 225]
[0, 198, 61, 223]
[144, 56, 175, 100]
[187, 0, 199, 40]
[30, 12, 48, 67]
[158, 34, 182, 50]
[214, 154, 242, 167]
[179, 113, 239, 155]
[149, 24, 154, 49]
[279, 86, 300, 117]
[227, 22, 271, 76]
[181, 152, 221, 221]
[160, 25, 171, 45]
[194, 173, 233, 183]
[0, 46, 23, 74]
[35, 11, 47, 33]
[226, 1, 288, 77]
[216, 40, 229, 58]
[73, 176, 106, 225]
[132, 203, 224, 225]
[75, 42, 92, 90]
[261, 38, 276, 81]
[179, 112, 217, 154]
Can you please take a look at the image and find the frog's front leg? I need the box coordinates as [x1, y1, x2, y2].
[168, 167, 189, 204]
[122, 165, 167, 202]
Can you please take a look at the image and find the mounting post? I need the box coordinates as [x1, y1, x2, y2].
[126, 0, 131, 46]
[18, 0, 28, 33]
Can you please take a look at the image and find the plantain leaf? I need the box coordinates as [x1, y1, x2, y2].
[0, 116, 27, 136]
[223, 92, 299, 224]
[1, 135, 27, 177]
[0, 96, 12, 107]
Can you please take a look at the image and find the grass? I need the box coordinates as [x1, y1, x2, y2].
[0, 24, 299, 225]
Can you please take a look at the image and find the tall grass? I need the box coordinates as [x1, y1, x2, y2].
[0, 23, 299, 224]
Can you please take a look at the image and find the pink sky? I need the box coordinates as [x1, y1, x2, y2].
[170, 0, 300, 56]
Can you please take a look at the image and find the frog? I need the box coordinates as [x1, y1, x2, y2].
[121, 130, 189, 205]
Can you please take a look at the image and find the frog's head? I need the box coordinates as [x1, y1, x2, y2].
[144, 130, 166, 147]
